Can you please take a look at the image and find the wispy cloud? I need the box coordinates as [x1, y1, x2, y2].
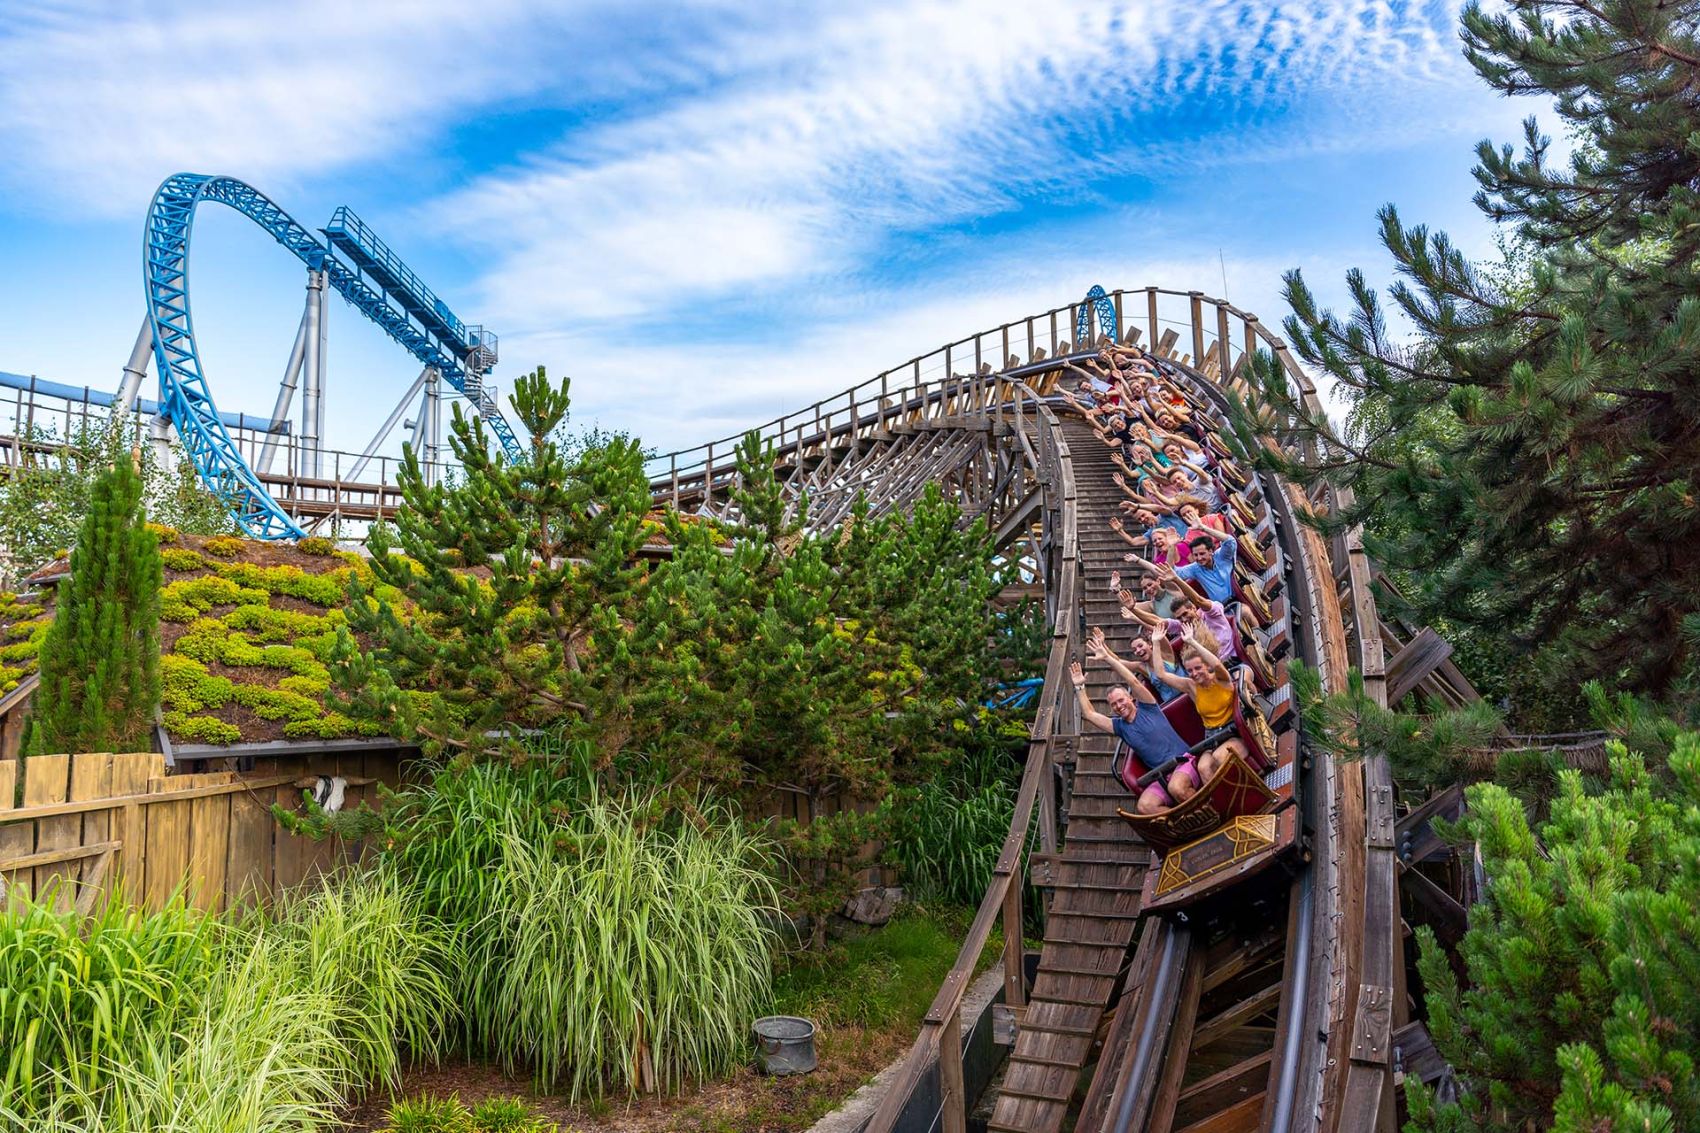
[0, 0, 665, 215]
[433, 0, 1504, 335]
[0, 0, 1534, 462]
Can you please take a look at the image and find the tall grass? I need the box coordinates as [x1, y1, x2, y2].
[889, 743, 1021, 906]
[0, 868, 457, 1132]
[391, 758, 783, 1098]
[0, 893, 215, 1114]
[480, 798, 780, 1098]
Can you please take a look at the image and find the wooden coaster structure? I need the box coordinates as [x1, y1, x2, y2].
[648, 287, 1481, 1133]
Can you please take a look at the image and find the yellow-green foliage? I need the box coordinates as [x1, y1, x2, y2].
[160, 654, 235, 713]
[161, 710, 242, 744]
[0, 595, 51, 685]
[201, 535, 246, 558]
[223, 604, 341, 642]
[283, 712, 383, 740]
[278, 673, 330, 698]
[145, 523, 178, 545]
[160, 576, 268, 622]
[228, 684, 321, 723]
[295, 536, 336, 556]
[214, 561, 354, 607]
[160, 548, 207, 572]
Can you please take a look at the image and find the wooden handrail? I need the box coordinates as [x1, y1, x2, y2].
[862, 383, 1078, 1133]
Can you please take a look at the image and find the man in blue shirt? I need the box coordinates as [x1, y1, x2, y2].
[1071, 632, 1194, 817]
[1174, 525, 1238, 605]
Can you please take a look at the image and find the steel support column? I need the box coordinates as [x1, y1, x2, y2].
[114, 318, 153, 413]
[348, 367, 432, 483]
[258, 304, 312, 474]
[300, 269, 327, 479]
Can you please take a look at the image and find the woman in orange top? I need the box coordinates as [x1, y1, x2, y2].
[1151, 624, 1236, 729]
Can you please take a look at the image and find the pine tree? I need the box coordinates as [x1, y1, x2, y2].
[1407, 732, 1700, 1131]
[332, 367, 655, 763]
[1227, 0, 1700, 699]
[26, 456, 162, 754]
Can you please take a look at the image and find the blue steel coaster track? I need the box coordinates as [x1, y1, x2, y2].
[142, 173, 523, 538]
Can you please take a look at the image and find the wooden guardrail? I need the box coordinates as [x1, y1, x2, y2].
[854, 380, 1078, 1133]
[695, 285, 1403, 1133]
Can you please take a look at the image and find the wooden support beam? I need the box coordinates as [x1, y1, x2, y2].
[1384, 627, 1453, 705]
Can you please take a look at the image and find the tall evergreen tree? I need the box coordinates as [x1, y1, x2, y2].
[1228, 0, 1700, 699]
[26, 456, 162, 754]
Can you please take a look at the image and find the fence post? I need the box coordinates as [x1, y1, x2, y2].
[1189, 292, 1206, 364]
[940, 1008, 967, 1133]
[1147, 289, 1160, 350]
[1216, 301, 1233, 382]
[1003, 873, 1026, 1008]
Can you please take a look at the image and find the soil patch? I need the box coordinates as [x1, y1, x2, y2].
[340, 1024, 907, 1133]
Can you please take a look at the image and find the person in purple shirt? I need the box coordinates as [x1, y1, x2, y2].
[1071, 630, 1194, 816]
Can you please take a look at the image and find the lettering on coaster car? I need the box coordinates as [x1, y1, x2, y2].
[1155, 813, 1281, 897]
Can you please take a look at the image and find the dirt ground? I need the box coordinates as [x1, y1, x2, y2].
[339, 1024, 907, 1133]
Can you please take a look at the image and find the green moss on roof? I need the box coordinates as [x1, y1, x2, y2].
[2, 533, 423, 747]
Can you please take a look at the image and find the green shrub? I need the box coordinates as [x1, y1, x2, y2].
[161, 710, 242, 745]
[469, 1095, 556, 1132]
[145, 523, 178, 545]
[161, 548, 207, 572]
[296, 536, 336, 557]
[202, 535, 246, 558]
[382, 1093, 473, 1133]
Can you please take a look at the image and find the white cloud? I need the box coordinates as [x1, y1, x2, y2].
[0, 0, 651, 215]
[432, 0, 1512, 335]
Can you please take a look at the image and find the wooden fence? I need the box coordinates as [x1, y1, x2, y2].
[0, 751, 391, 914]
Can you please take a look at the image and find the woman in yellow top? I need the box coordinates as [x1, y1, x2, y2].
[1151, 624, 1236, 730]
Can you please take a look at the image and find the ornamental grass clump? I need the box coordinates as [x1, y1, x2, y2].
[0, 894, 215, 1115]
[389, 760, 783, 1100]
[0, 868, 457, 1132]
[481, 798, 781, 1098]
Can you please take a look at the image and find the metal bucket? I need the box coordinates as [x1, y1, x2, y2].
[753, 1015, 818, 1075]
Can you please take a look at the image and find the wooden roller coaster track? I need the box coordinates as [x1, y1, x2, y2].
[646, 286, 1480, 1133]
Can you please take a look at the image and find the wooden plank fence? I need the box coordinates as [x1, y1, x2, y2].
[0, 752, 386, 914]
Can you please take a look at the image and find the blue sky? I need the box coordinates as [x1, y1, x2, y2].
[0, 0, 1544, 459]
